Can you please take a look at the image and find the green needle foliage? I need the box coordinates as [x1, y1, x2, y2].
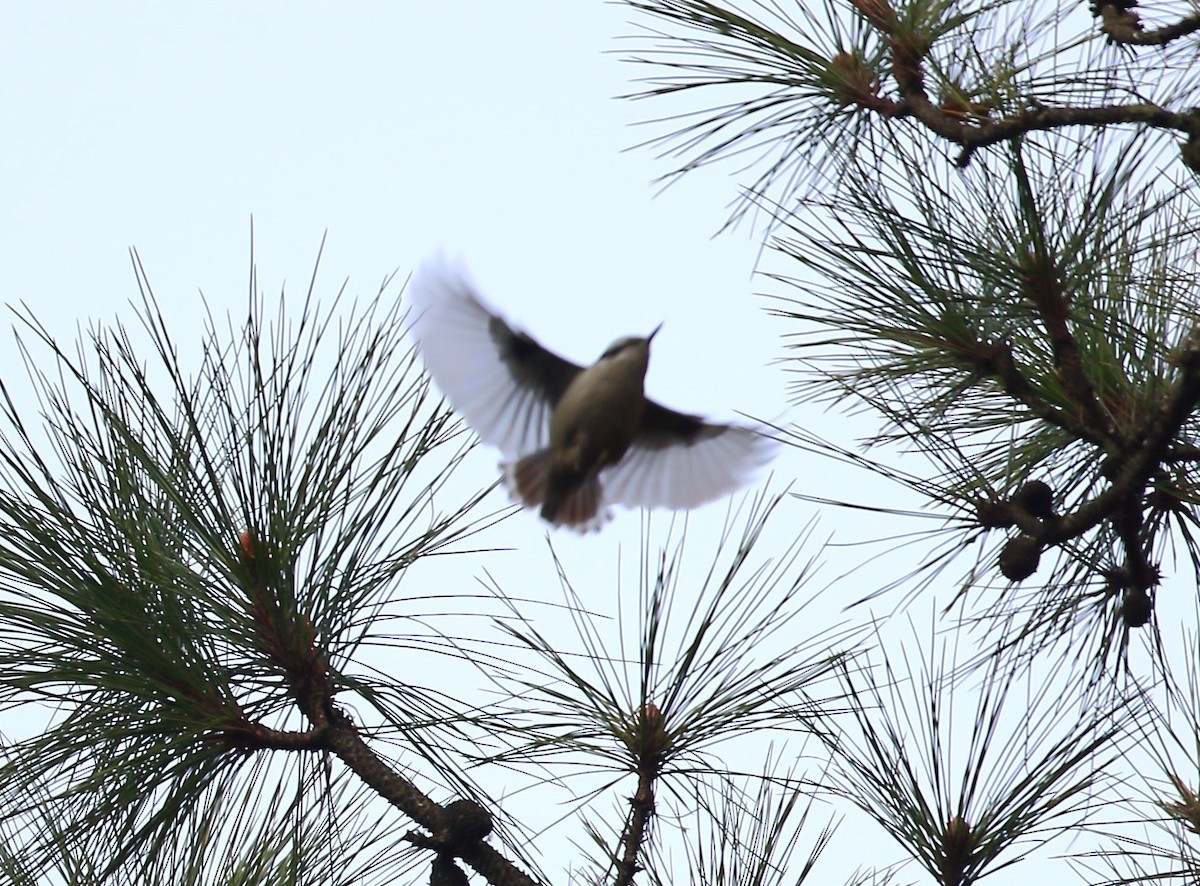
[820, 628, 1133, 886]
[769, 134, 1200, 667]
[1076, 611, 1200, 883]
[669, 760, 835, 886]
[625, 0, 1200, 881]
[0, 250, 493, 881]
[9, 0, 1200, 879]
[485, 494, 857, 883]
[626, 0, 1200, 682]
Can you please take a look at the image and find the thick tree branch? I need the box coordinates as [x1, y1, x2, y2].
[324, 711, 540, 886]
[235, 532, 542, 886]
[980, 329, 1200, 581]
[317, 712, 437, 830]
[614, 703, 668, 886]
[1020, 249, 1117, 446]
[847, 0, 1192, 164]
[1164, 444, 1200, 463]
[615, 767, 657, 886]
[1094, 0, 1200, 45]
[948, 103, 1188, 166]
[219, 720, 330, 752]
[965, 339, 1111, 448]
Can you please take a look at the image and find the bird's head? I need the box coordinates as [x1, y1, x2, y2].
[598, 323, 662, 361]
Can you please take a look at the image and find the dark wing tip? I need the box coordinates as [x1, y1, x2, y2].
[408, 255, 587, 457]
[607, 399, 778, 510]
[488, 317, 582, 407]
[638, 401, 727, 449]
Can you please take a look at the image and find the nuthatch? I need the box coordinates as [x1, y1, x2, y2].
[407, 256, 777, 531]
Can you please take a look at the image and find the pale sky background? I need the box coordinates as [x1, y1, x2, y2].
[0, 4, 1144, 884]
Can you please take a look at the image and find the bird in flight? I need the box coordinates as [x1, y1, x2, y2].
[407, 256, 777, 531]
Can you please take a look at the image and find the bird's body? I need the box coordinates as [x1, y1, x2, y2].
[536, 337, 651, 523]
[407, 257, 776, 531]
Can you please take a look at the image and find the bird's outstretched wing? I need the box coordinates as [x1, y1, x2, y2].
[600, 400, 778, 510]
[407, 256, 583, 458]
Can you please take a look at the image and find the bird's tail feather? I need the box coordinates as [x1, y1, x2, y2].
[503, 451, 611, 532]
[545, 475, 610, 532]
[504, 450, 552, 510]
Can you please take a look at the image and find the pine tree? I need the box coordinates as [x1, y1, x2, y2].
[3, 1, 1200, 883]
[624, 1, 1200, 882]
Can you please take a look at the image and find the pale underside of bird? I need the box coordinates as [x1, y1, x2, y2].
[406, 256, 778, 531]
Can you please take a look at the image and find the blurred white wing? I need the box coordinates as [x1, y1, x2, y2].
[407, 256, 582, 459]
[601, 418, 778, 510]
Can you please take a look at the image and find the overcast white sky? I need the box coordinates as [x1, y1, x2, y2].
[0, 4, 1091, 883]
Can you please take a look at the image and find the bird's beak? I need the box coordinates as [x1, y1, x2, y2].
[647, 322, 663, 344]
